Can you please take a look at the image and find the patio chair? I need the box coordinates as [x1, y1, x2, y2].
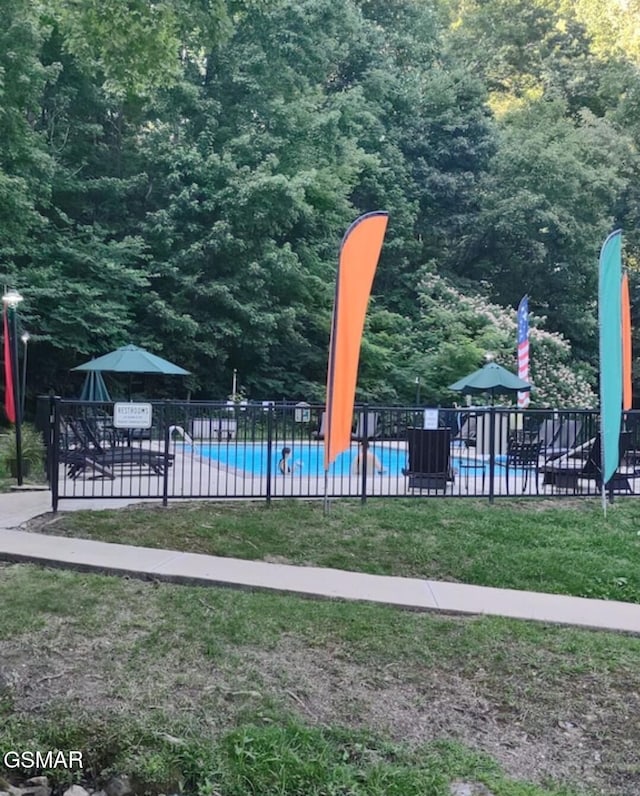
[540, 431, 633, 492]
[504, 436, 543, 494]
[402, 428, 453, 492]
[377, 409, 407, 441]
[438, 409, 462, 439]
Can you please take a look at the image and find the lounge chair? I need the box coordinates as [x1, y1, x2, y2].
[313, 411, 381, 441]
[312, 411, 326, 440]
[57, 419, 114, 480]
[402, 428, 453, 492]
[540, 418, 583, 461]
[81, 407, 125, 447]
[61, 417, 173, 479]
[60, 450, 116, 480]
[454, 412, 477, 448]
[541, 432, 633, 492]
[529, 419, 560, 447]
[191, 417, 238, 440]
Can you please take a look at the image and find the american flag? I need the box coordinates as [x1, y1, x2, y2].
[517, 295, 530, 408]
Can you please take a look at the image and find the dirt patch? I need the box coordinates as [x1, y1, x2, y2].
[244, 644, 635, 794]
[2, 601, 638, 795]
[20, 509, 145, 535]
[20, 512, 68, 533]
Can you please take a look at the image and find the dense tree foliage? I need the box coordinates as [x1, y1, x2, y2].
[1, 0, 639, 409]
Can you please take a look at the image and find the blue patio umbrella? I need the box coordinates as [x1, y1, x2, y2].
[79, 369, 112, 402]
[73, 344, 190, 376]
[449, 362, 531, 404]
[72, 344, 190, 400]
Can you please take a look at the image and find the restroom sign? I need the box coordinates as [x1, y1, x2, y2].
[113, 402, 153, 428]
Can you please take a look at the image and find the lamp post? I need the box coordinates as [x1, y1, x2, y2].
[415, 376, 421, 406]
[21, 331, 30, 418]
[2, 289, 24, 485]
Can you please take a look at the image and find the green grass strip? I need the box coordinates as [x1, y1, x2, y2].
[50, 498, 640, 601]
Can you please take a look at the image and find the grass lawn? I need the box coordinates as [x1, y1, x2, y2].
[39, 497, 640, 602]
[2, 563, 640, 795]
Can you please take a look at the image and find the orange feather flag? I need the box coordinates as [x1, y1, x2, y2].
[324, 212, 388, 471]
[622, 271, 633, 411]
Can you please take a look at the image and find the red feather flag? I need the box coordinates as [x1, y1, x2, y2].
[3, 305, 16, 423]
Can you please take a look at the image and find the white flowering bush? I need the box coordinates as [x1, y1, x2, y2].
[414, 270, 597, 407]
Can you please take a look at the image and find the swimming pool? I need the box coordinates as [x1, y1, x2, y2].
[195, 442, 506, 478]
[196, 442, 406, 477]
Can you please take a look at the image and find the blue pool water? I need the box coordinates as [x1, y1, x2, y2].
[196, 443, 505, 478]
[197, 443, 406, 477]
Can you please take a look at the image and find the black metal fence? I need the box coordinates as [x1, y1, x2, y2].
[41, 397, 640, 509]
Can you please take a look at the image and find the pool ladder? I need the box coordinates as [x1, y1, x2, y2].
[168, 425, 194, 446]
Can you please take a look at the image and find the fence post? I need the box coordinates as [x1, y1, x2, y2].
[488, 406, 496, 504]
[162, 401, 170, 507]
[44, 394, 54, 485]
[265, 404, 273, 505]
[360, 405, 369, 504]
[50, 396, 60, 512]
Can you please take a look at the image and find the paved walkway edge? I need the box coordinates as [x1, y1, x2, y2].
[2, 529, 640, 634]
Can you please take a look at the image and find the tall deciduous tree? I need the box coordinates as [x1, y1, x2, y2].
[0, 0, 53, 260]
[2, 0, 638, 404]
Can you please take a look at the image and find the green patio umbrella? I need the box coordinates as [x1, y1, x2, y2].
[79, 369, 112, 402]
[449, 362, 531, 404]
[72, 344, 190, 399]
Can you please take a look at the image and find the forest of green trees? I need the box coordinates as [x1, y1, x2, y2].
[2, 0, 639, 408]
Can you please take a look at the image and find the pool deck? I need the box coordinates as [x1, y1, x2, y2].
[51, 439, 583, 502]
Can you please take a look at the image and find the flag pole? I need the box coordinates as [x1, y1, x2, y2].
[324, 261, 339, 517]
[517, 295, 530, 411]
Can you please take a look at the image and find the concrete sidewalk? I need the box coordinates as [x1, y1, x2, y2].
[0, 489, 154, 528]
[2, 490, 640, 634]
